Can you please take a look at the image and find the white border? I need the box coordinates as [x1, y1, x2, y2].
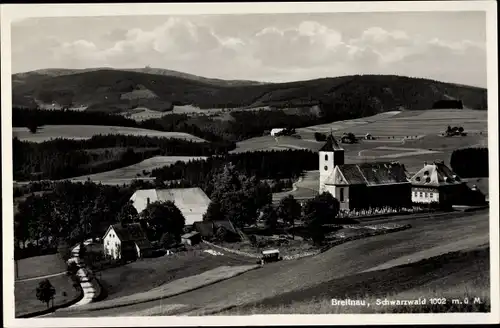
[1, 1, 498, 327]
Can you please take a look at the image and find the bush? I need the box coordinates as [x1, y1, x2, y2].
[314, 132, 327, 142]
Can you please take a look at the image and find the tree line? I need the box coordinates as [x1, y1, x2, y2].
[13, 135, 235, 181]
[450, 147, 489, 178]
[150, 149, 318, 196]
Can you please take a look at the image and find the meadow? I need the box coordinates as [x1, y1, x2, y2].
[70, 156, 207, 185]
[15, 254, 81, 317]
[12, 125, 206, 143]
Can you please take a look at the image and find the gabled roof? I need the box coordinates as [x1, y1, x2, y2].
[105, 223, 152, 250]
[193, 220, 238, 238]
[319, 135, 344, 152]
[130, 187, 211, 225]
[410, 161, 464, 187]
[325, 162, 410, 186]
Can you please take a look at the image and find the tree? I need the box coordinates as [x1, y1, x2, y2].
[308, 219, 326, 246]
[261, 204, 278, 231]
[140, 201, 185, 242]
[303, 192, 340, 225]
[314, 132, 327, 142]
[277, 195, 302, 237]
[458, 126, 464, 133]
[36, 279, 56, 308]
[118, 201, 138, 225]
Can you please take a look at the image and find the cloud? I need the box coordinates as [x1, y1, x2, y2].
[20, 18, 486, 86]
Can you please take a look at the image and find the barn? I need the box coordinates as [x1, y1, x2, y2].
[129, 187, 211, 226]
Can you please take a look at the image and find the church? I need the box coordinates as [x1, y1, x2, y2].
[318, 135, 482, 210]
[319, 136, 412, 210]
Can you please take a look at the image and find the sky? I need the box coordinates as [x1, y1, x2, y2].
[11, 11, 487, 87]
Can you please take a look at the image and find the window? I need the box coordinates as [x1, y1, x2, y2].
[430, 193, 434, 198]
[324, 166, 328, 171]
[339, 188, 345, 202]
[419, 192, 423, 197]
[325, 154, 329, 161]
[425, 192, 428, 198]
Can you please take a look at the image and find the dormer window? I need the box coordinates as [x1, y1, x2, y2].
[425, 177, 431, 183]
[424, 171, 429, 176]
[416, 177, 421, 182]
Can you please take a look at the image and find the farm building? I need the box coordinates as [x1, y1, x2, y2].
[181, 231, 202, 246]
[193, 220, 240, 242]
[319, 136, 411, 210]
[129, 187, 211, 226]
[410, 161, 485, 207]
[103, 223, 153, 260]
[270, 128, 285, 136]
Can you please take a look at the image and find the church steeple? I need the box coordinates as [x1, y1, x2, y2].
[319, 133, 345, 193]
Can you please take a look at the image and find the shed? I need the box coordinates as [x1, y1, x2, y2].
[181, 231, 201, 246]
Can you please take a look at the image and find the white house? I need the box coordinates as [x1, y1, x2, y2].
[129, 187, 211, 226]
[270, 128, 285, 136]
[103, 223, 152, 260]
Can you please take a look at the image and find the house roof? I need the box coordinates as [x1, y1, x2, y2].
[319, 135, 344, 152]
[193, 220, 238, 238]
[325, 162, 410, 186]
[105, 223, 152, 250]
[130, 187, 211, 226]
[410, 161, 464, 187]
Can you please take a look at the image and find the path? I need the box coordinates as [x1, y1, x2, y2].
[67, 241, 99, 307]
[15, 271, 66, 282]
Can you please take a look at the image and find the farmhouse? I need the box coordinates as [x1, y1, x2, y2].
[129, 187, 211, 226]
[103, 223, 153, 260]
[319, 136, 411, 210]
[409, 160, 479, 207]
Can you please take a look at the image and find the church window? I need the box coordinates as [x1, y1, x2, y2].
[339, 188, 345, 202]
[324, 166, 328, 171]
[325, 154, 329, 161]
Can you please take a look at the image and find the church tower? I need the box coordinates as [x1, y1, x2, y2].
[319, 134, 344, 193]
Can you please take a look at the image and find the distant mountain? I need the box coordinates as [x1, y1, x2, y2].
[12, 69, 487, 113]
[12, 67, 265, 87]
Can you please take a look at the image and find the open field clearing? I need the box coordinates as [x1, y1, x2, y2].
[87, 249, 254, 302]
[234, 109, 487, 154]
[331, 109, 488, 138]
[12, 125, 206, 143]
[15, 254, 81, 317]
[60, 263, 258, 314]
[16, 274, 81, 317]
[219, 246, 489, 315]
[54, 209, 489, 317]
[358, 146, 441, 159]
[69, 156, 206, 185]
[16, 254, 67, 280]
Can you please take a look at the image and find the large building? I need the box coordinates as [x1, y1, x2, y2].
[319, 136, 411, 210]
[410, 160, 478, 207]
[129, 187, 211, 226]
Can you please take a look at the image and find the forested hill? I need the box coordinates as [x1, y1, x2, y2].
[12, 69, 487, 112]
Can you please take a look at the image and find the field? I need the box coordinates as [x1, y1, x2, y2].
[16, 254, 67, 280]
[12, 125, 206, 143]
[93, 248, 254, 302]
[220, 246, 490, 315]
[15, 254, 81, 317]
[69, 156, 207, 185]
[54, 209, 489, 317]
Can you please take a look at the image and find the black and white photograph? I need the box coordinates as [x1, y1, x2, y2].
[2, 1, 499, 326]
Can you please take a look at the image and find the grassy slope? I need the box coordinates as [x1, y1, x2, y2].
[95, 249, 254, 301]
[12, 70, 487, 112]
[55, 210, 489, 317]
[15, 254, 81, 317]
[220, 246, 490, 315]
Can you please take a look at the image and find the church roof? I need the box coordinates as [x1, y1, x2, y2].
[319, 135, 344, 151]
[326, 162, 410, 186]
[410, 161, 463, 187]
